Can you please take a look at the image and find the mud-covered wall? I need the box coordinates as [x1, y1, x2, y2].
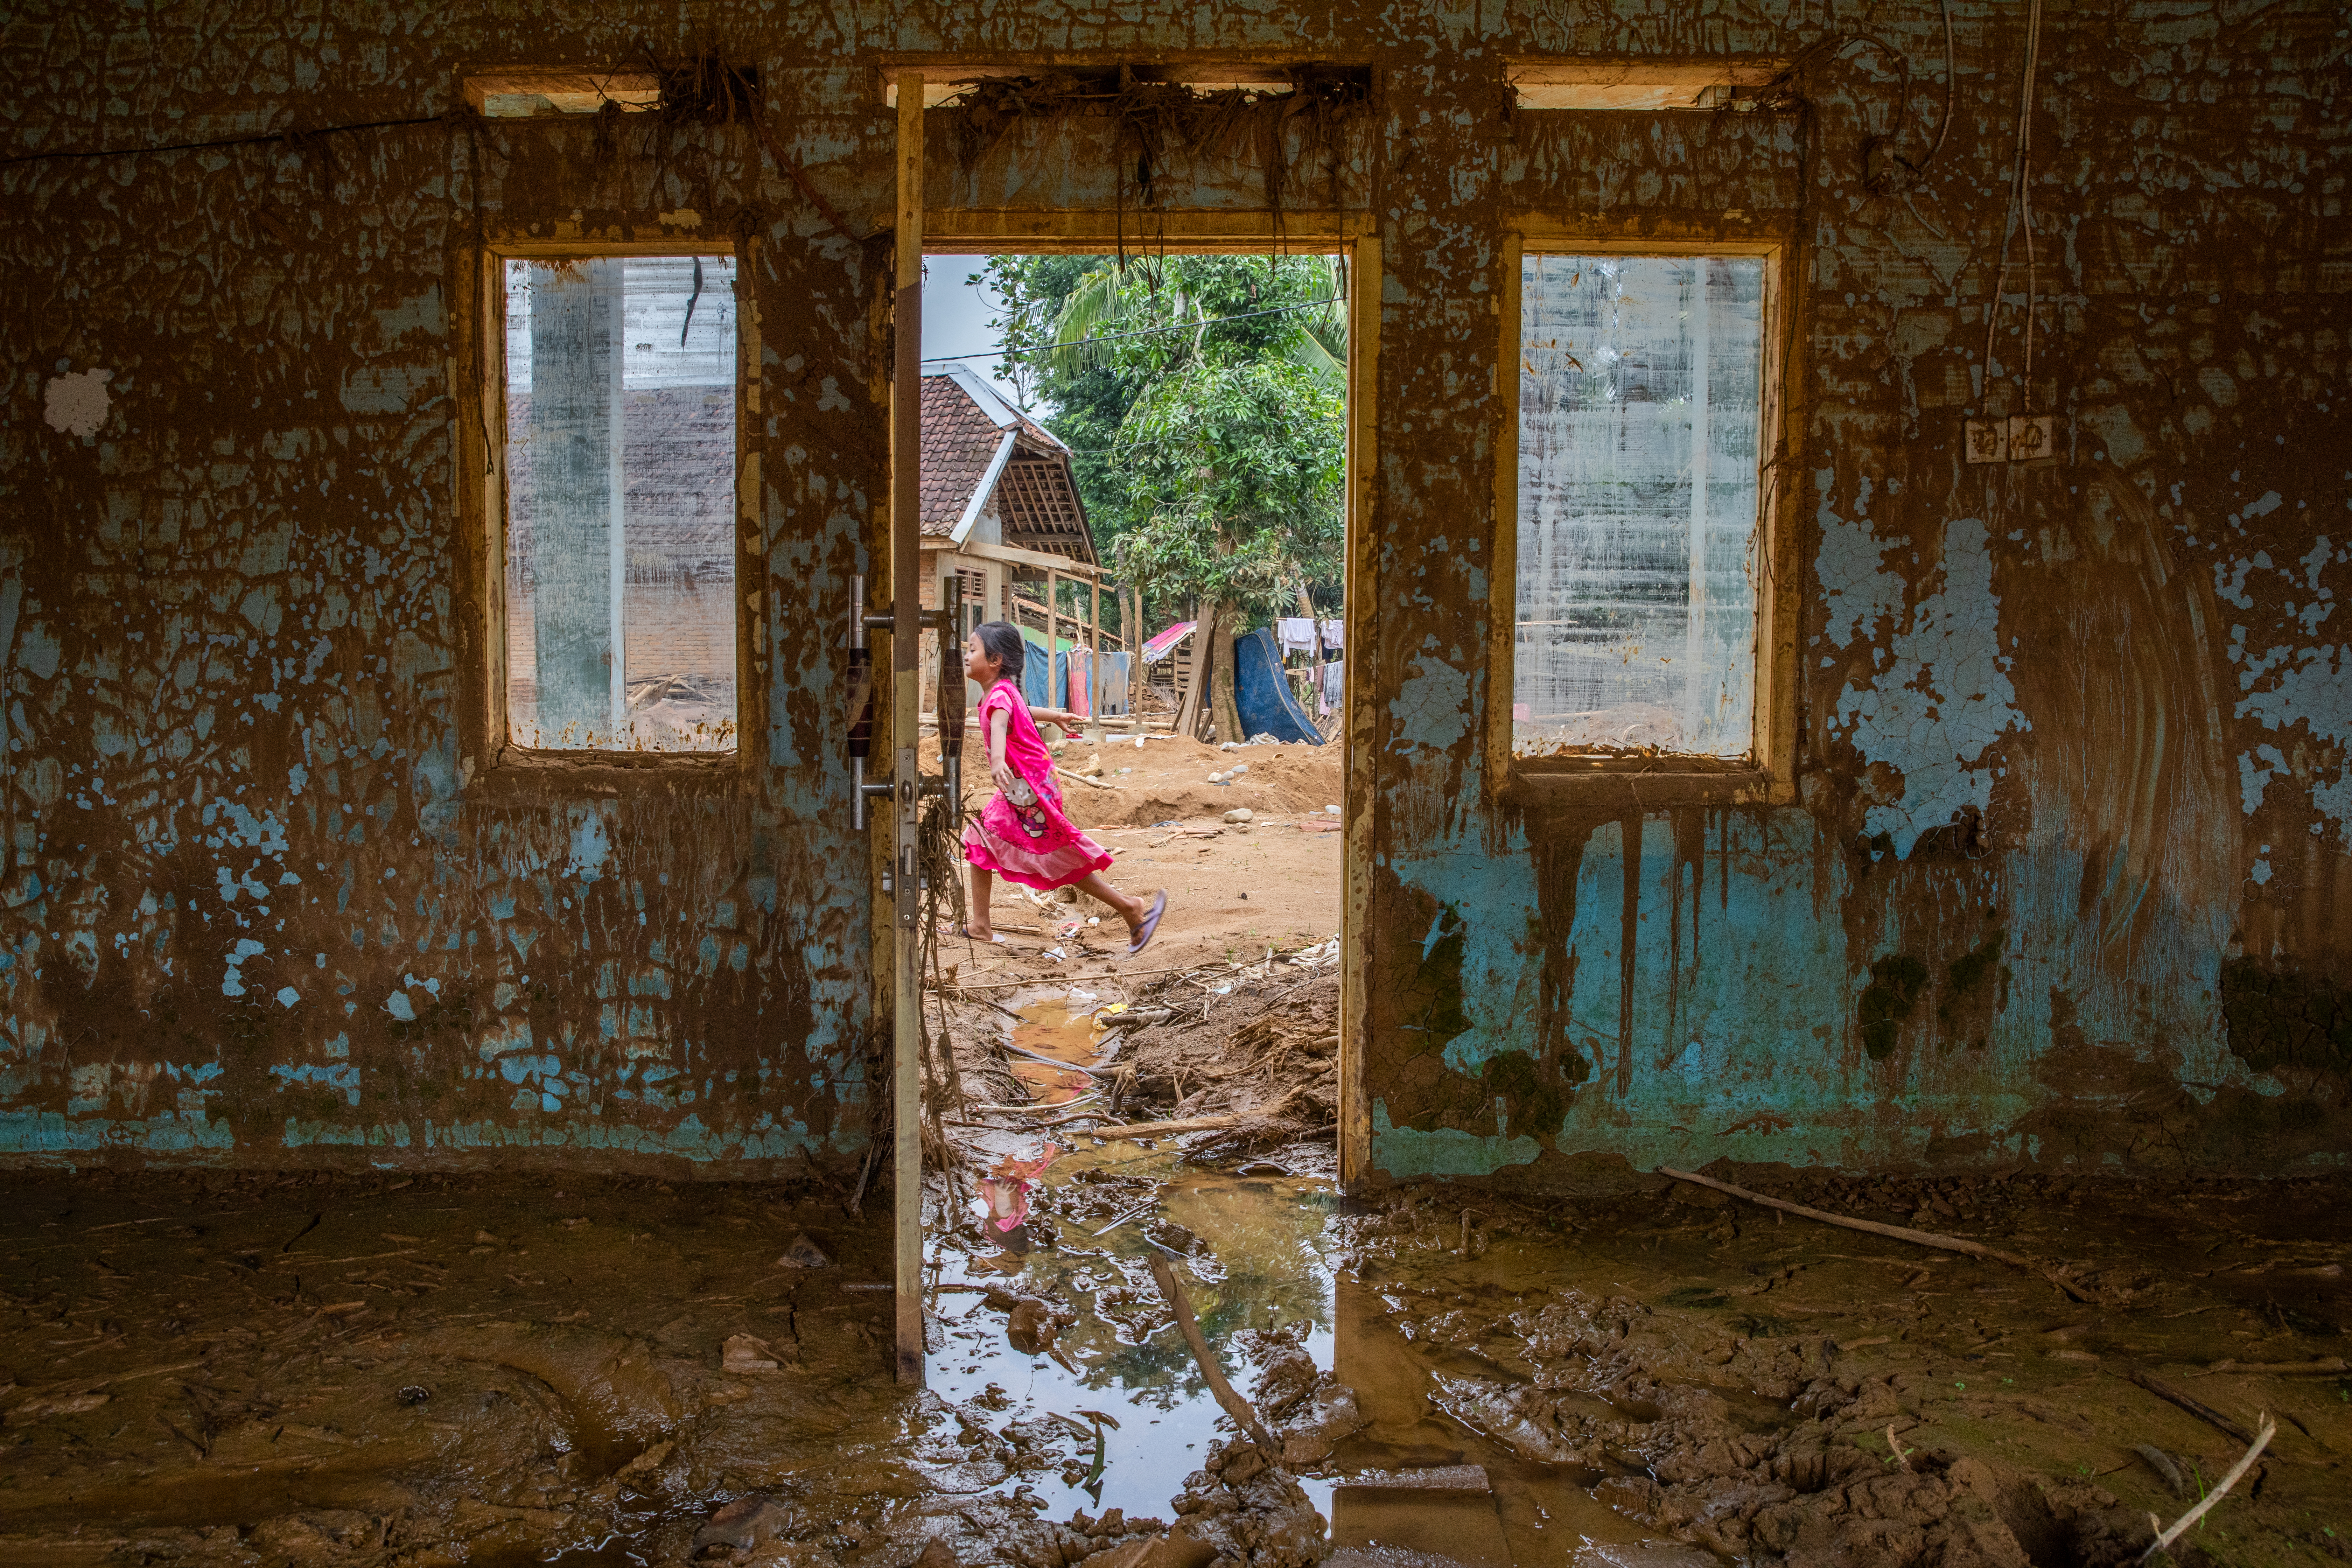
[1351, 2, 2352, 1182]
[0, 22, 897, 1170]
[2, 1, 2344, 1177]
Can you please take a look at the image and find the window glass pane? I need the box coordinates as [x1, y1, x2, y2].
[504, 255, 738, 751]
[1515, 254, 1765, 759]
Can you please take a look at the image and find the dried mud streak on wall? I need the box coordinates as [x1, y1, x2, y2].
[1, 0, 2347, 1178]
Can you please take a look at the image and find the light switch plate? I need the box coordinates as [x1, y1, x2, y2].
[1964, 419, 2008, 464]
[2007, 414, 2056, 462]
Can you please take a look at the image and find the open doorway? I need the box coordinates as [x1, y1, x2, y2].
[907, 232, 1370, 1482]
[912, 240, 1361, 1253]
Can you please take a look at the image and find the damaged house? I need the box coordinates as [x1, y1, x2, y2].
[0, 5, 2345, 1563]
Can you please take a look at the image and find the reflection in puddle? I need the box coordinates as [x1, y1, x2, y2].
[928, 1142, 1656, 1564]
[930, 1148, 1340, 1521]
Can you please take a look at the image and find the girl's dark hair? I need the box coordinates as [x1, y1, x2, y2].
[973, 621, 1026, 682]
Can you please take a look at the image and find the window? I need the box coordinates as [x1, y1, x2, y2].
[500, 254, 739, 752]
[1512, 252, 1768, 761]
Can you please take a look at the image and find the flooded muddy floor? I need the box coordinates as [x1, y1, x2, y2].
[0, 1155, 2346, 1567]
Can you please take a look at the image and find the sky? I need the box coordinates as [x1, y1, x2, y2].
[920, 253, 1030, 410]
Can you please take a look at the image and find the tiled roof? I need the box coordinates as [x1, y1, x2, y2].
[1009, 409, 1065, 456]
[918, 374, 1003, 536]
[918, 375, 1094, 563]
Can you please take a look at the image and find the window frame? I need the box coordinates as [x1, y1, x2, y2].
[457, 233, 762, 794]
[1489, 221, 1801, 807]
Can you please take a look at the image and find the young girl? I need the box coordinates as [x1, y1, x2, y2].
[960, 621, 1167, 953]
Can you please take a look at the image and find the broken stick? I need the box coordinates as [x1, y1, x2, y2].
[2131, 1370, 2256, 1445]
[1083, 1089, 1304, 1144]
[1147, 1253, 1277, 1454]
[1656, 1166, 2099, 1300]
[2203, 1356, 2348, 1376]
[2141, 1413, 2273, 1561]
[1080, 1112, 1244, 1142]
[1002, 1041, 1107, 1077]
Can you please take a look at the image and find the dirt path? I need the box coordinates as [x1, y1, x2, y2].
[919, 729, 1344, 987]
[941, 814, 1342, 984]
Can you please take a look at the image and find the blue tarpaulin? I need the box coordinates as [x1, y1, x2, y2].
[1021, 636, 1052, 708]
[1232, 626, 1324, 744]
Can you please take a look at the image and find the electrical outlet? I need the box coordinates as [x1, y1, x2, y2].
[1964, 419, 2008, 464]
[2007, 414, 2055, 462]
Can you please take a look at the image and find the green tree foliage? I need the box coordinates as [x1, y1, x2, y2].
[976, 253, 1345, 621]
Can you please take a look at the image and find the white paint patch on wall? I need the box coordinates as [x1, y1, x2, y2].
[43, 368, 113, 438]
[1833, 516, 2029, 856]
[2241, 742, 2288, 815]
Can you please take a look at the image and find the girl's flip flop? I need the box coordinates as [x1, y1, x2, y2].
[1125, 891, 1167, 957]
[957, 926, 1007, 945]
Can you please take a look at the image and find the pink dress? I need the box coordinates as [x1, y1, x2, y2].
[961, 680, 1113, 892]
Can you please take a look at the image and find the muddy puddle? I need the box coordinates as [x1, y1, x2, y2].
[998, 990, 1126, 1109]
[924, 1141, 1674, 1565]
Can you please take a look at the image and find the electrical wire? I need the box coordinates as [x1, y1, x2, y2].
[919, 294, 1339, 366]
[1926, 0, 1957, 170]
[1982, 0, 2046, 415]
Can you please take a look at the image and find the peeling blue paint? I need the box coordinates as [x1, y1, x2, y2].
[1834, 518, 2028, 858]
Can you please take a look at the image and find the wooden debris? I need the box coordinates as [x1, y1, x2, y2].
[1147, 1253, 1276, 1454]
[2141, 1414, 2274, 1561]
[1002, 1041, 1107, 1076]
[1081, 1113, 1245, 1142]
[1082, 1089, 1303, 1143]
[1657, 1166, 2105, 1300]
[2203, 1356, 2348, 1375]
[2131, 1371, 2256, 1444]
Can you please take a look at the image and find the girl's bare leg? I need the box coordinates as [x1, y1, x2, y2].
[966, 864, 995, 940]
[1073, 872, 1148, 933]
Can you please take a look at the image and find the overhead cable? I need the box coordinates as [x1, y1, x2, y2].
[919, 295, 1340, 367]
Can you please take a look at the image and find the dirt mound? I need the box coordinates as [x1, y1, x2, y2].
[920, 730, 1343, 830]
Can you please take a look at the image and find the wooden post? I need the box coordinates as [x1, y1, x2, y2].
[1339, 231, 1380, 1191]
[890, 69, 925, 1388]
[1089, 574, 1102, 716]
[1046, 567, 1060, 708]
[1126, 584, 1146, 714]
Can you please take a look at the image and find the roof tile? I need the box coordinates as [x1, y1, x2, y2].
[918, 375, 1094, 562]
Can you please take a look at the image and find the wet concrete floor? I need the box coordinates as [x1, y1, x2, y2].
[0, 1156, 2345, 1566]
